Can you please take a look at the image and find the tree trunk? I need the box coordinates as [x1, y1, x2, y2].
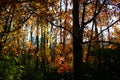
[40, 26, 46, 78]
[72, 0, 84, 79]
[60, 0, 63, 43]
[86, 20, 95, 63]
[35, 24, 39, 70]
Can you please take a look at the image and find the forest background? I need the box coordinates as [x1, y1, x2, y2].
[0, 0, 120, 80]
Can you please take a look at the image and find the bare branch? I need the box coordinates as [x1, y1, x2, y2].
[83, 18, 120, 45]
[81, 1, 86, 25]
[83, 40, 120, 45]
[47, 20, 73, 34]
[84, 0, 106, 25]
[92, 18, 120, 40]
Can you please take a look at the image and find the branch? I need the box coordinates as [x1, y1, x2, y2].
[47, 20, 73, 34]
[83, 18, 120, 44]
[84, 0, 106, 25]
[85, 1, 94, 5]
[9, 13, 33, 33]
[81, 2, 86, 24]
[92, 18, 120, 40]
[83, 40, 120, 45]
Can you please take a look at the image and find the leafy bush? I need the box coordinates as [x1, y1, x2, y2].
[0, 54, 24, 80]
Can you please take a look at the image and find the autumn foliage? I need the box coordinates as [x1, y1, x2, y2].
[0, 0, 120, 80]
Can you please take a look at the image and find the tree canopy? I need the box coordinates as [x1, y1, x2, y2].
[0, 0, 120, 80]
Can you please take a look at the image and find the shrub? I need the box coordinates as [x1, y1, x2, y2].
[0, 54, 24, 80]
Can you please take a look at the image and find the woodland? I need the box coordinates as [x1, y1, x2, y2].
[0, 0, 120, 80]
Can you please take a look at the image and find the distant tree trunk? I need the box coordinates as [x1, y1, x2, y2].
[62, 0, 68, 61]
[72, 0, 84, 79]
[86, 20, 95, 63]
[100, 27, 104, 47]
[43, 26, 47, 78]
[30, 25, 33, 44]
[60, 0, 63, 43]
[50, 24, 54, 62]
[27, 24, 33, 68]
[93, 19, 100, 48]
[108, 28, 110, 41]
[35, 23, 39, 70]
[40, 26, 46, 77]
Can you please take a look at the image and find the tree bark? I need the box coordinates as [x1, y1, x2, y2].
[72, 0, 84, 79]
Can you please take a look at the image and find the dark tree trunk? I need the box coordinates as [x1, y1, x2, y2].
[35, 24, 39, 70]
[72, 0, 84, 79]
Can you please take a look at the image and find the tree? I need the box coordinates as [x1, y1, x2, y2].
[72, 0, 120, 79]
[0, 0, 120, 80]
[72, 0, 83, 79]
[0, 1, 33, 52]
